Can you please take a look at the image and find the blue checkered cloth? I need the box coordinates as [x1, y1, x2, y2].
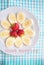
[0, 0, 44, 65]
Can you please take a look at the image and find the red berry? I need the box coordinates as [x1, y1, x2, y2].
[17, 29, 24, 36]
[10, 31, 18, 37]
[11, 23, 19, 31]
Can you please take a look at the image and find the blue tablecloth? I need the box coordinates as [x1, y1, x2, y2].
[0, 0, 44, 65]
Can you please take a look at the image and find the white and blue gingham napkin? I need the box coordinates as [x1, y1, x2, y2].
[0, 0, 44, 65]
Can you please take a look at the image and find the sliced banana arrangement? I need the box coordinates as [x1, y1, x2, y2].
[0, 30, 10, 38]
[24, 28, 35, 37]
[6, 37, 15, 47]
[17, 12, 25, 24]
[22, 19, 33, 28]
[22, 36, 31, 46]
[14, 37, 23, 48]
[8, 13, 17, 24]
[1, 20, 11, 29]
[0, 12, 35, 48]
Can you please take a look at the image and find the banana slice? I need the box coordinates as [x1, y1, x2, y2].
[14, 37, 23, 48]
[8, 13, 16, 24]
[0, 30, 10, 38]
[22, 36, 31, 46]
[6, 37, 15, 47]
[17, 12, 25, 24]
[24, 28, 35, 37]
[22, 19, 33, 28]
[1, 20, 11, 29]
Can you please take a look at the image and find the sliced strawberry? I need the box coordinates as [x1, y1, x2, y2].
[10, 31, 18, 37]
[11, 23, 19, 31]
[17, 29, 24, 36]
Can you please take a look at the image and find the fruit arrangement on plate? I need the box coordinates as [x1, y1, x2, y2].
[0, 12, 35, 48]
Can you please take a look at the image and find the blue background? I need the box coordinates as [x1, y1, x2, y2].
[0, 0, 44, 65]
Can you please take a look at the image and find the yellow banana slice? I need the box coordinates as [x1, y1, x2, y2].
[6, 37, 15, 47]
[22, 19, 33, 28]
[24, 28, 35, 37]
[1, 20, 11, 29]
[0, 30, 10, 38]
[8, 13, 16, 24]
[14, 37, 23, 48]
[22, 36, 31, 46]
[17, 12, 25, 24]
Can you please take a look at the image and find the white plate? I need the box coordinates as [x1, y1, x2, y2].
[0, 7, 39, 55]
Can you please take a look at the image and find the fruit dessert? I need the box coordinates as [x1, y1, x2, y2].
[0, 12, 35, 48]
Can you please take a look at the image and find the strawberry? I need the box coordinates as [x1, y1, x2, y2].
[11, 23, 19, 31]
[10, 31, 18, 37]
[17, 29, 24, 36]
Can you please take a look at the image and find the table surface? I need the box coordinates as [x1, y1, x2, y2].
[0, 0, 44, 65]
